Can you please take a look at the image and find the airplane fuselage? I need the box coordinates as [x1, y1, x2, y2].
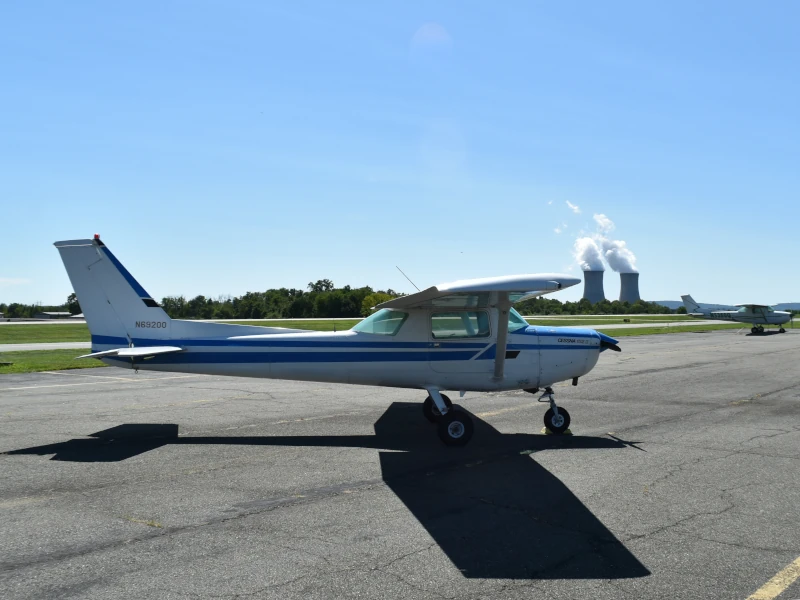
[97, 313, 605, 392]
[690, 309, 791, 326]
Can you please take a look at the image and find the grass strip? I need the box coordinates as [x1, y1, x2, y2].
[0, 324, 91, 343]
[0, 316, 700, 344]
[597, 323, 748, 337]
[0, 349, 107, 374]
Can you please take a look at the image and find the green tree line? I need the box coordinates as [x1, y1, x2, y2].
[3, 284, 684, 321]
[0, 293, 81, 318]
[514, 296, 674, 315]
[158, 280, 399, 319]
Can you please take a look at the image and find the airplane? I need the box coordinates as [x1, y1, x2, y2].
[681, 294, 792, 334]
[54, 235, 622, 446]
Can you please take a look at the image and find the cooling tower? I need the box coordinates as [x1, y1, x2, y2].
[582, 270, 606, 304]
[619, 272, 641, 303]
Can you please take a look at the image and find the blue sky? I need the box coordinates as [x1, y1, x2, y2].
[1, 1, 798, 306]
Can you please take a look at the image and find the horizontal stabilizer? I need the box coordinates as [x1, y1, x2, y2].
[77, 346, 184, 360]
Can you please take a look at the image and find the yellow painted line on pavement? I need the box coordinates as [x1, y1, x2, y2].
[747, 556, 800, 600]
[476, 402, 538, 418]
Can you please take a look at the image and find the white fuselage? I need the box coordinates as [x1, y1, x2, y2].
[96, 309, 606, 393]
[691, 307, 791, 326]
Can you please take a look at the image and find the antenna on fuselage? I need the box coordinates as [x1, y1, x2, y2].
[395, 266, 421, 292]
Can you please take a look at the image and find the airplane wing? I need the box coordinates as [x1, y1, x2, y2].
[77, 346, 184, 360]
[735, 304, 768, 308]
[377, 274, 581, 381]
[377, 274, 581, 310]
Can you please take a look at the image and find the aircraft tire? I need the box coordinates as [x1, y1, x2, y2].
[544, 407, 571, 435]
[437, 410, 473, 446]
[751, 327, 758, 334]
[780, 327, 786, 333]
[423, 394, 452, 423]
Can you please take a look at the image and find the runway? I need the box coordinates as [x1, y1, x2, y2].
[1, 331, 799, 599]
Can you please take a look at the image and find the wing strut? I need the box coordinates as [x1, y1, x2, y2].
[493, 292, 511, 380]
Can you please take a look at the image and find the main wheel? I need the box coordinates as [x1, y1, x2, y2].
[751, 327, 758, 334]
[423, 394, 452, 423]
[780, 327, 786, 333]
[544, 407, 571, 435]
[437, 409, 474, 446]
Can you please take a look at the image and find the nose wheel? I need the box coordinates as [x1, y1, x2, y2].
[539, 387, 571, 434]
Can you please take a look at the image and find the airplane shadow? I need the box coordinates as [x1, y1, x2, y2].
[745, 330, 787, 336]
[4, 402, 649, 580]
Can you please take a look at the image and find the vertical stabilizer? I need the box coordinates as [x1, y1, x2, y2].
[54, 237, 171, 343]
[681, 294, 702, 313]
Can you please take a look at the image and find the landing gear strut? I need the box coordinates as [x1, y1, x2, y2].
[424, 390, 474, 446]
[423, 393, 453, 423]
[539, 387, 571, 434]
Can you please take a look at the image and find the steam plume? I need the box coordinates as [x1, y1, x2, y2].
[593, 213, 614, 233]
[597, 237, 638, 273]
[574, 237, 604, 271]
[593, 214, 638, 273]
[574, 213, 638, 273]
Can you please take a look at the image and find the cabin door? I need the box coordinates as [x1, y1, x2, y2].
[428, 310, 495, 373]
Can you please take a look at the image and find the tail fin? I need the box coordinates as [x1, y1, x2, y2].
[54, 237, 171, 343]
[680, 294, 701, 313]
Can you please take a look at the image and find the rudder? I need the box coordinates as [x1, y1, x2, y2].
[680, 294, 701, 313]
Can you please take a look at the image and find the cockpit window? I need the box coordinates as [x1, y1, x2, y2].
[508, 307, 529, 332]
[738, 306, 771, 314]
[351, 309, 408, 336]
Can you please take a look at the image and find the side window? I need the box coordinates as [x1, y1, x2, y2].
[431, 311, 491, 339]
[352, 309, 408, 336]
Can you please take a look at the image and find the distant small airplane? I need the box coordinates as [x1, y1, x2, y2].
[55, 236, 622, 446]
[681, 294, 791, 334]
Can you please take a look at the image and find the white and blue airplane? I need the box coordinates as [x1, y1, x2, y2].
[682, 294, 792, 333]
[55, 236, 622, 446]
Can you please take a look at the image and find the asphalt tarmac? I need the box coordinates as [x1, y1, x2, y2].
[1, 330, 799, 599]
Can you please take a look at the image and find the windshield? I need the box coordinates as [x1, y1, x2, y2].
[508, 307, 529, 332]
[738, 306, 771, 314]
[351, 309, 408, 336]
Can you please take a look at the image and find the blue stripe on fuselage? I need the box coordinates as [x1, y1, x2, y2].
[91, 335, 485, 349]
[94, 325, 603, 366]
[107, 350, 479, 365]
